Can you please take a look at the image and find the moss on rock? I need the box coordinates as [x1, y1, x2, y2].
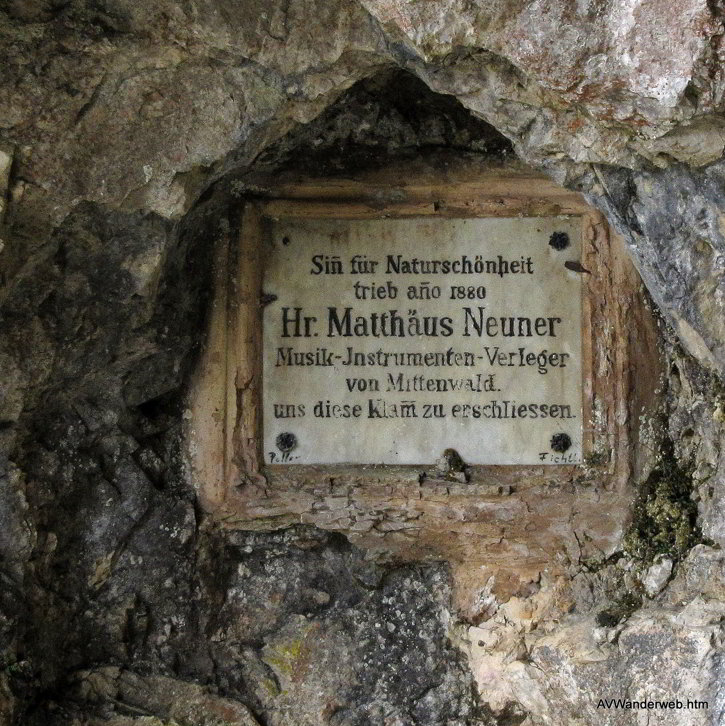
[623, 442, 701, 564]
[595, 592, 642, 627]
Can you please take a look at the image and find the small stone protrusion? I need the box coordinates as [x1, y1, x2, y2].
[642, 555, 674, 598]
[435, 448, 470, 483]
[0, 146, 12, 223]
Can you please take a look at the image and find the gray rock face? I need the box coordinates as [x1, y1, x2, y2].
[585, 163, 725, 376]
[642, 556, 674, 598]
[1, 3, 725, 725]
[209, 528, 478, 726]
[1, 72, 500, 726]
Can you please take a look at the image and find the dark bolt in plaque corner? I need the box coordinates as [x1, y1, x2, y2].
[276, 432, 297, 453]
[550, 433, 572, 453]
[282, 236, 291, 246]
[549, 231, 570, 250]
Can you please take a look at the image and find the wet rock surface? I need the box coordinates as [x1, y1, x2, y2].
[1, 2, 725, 725]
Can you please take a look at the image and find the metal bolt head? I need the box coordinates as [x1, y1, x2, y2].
[276, 432, 297, 452]
[550, 433, 572, 453]
[549, 232, 570, 250]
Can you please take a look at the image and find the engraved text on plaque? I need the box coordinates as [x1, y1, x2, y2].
[262, 217, 582, 465]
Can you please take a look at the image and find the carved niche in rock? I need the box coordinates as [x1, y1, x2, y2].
[187, 153, 662, 610]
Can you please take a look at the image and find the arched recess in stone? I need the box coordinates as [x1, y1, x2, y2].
[185, 63, 661, 589]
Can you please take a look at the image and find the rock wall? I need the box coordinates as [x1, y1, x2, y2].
[1, 3, 725, 725]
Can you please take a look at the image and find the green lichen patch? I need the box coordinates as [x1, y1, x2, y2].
[623, 443, 701, 564]
[262, 637, 305, 677]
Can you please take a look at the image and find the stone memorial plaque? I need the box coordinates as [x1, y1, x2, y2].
[262, 216, 582, 465]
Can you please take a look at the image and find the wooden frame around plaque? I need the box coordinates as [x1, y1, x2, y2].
[188, 154, 661, 571]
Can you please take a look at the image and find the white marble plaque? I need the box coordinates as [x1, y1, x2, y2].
[262, 216, 582, 465]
